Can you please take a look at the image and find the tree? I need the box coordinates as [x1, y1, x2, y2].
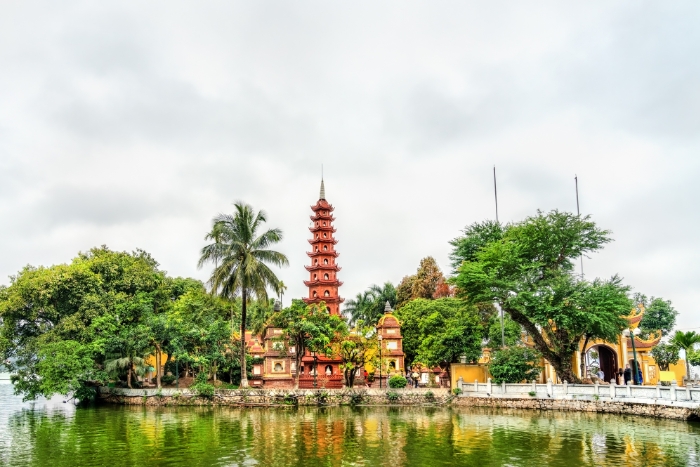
[344, 282, 396, 325]
[269, 299, 346, 389]
[336, 322, 377, 387]
[488, 347, 542, 383]
[414, 300, 483, 383]
[395, 298, 483, 369]
[449, 220, 504, 273]
[395, 257, 446, 308]
[452, 210, 631, 383]
[198, 202, 289, 388]
[650, 343, 680, 371]
[669, 331, 700, 379]
[486, 314, 522, 349]
[635, 295, 678, 337]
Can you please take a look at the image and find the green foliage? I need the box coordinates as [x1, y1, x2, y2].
[688, 349, 700, 368]
[449, 220, 505, 273]
[347, 389, 367, 405]
[337, 323, 377, 387]
[198, 202, 289, 388]
[386, 391, 400, 403]
[313, 390, 330, 405]
[388, 375, 408, 388]
[528, 391, 536, 397]
[396, 257, 446, 308]
[650, 343, 680, 371]
[670, 331, 700, 378]
[424, 390, 435, 402]
[452, 387, 462, 396]
[635, 294, 677, 337]
[452, 210, 631, 383]
[270, 299, 346, 388]
[161, 375, 177, 385]
[344, 282, 396, 325]
[487, 315, 522, 349]
[396, 298, 483, 368]
[488, 347, 542, 384]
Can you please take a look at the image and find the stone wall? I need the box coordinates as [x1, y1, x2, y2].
[454, 395, 700, 421]
[98, 387, 452, 408]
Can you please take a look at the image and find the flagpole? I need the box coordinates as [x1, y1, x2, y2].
[575, 175, 584, 278]
[493, 166, 499, 223]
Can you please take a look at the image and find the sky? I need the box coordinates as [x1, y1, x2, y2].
[1, 1, 699, 330]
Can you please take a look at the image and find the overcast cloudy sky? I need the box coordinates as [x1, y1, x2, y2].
[1, 1, 699, 329]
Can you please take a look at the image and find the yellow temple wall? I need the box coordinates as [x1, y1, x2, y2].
[450, 364, 489, 387]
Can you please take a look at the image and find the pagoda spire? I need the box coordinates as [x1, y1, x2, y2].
[304, 181, 343, 316]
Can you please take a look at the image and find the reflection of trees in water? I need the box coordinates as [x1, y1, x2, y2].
[2, 405, 700, 466]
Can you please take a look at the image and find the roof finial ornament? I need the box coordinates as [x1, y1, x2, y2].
[319, 165, 326, 200]
[384, 301, 393, 313]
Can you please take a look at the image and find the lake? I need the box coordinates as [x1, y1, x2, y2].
[1, 384, 699, 466]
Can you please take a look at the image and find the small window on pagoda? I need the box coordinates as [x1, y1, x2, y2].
[324, 290, 330, 297]
[313, 291, 318, 298]
[325, 365, 333, 375]
[323, 222, 326, 226]
[323, 233, 327, 238]
[315, 246, 318, 252]
[316, 234, 319, 239]
[274, 362, 283, 372]
[314, 259, 318, 265]
[323, 245, 328, 251]
[313, 274, 317, 280]
[324, 259, 329, 265]
[324, 273, 329, 280]
[389, 361, 396, 370]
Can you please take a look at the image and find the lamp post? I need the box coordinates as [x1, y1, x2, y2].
[378, 334, 383, 389]
[623, 328, 642, 385]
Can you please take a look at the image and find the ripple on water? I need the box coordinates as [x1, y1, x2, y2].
[0, 384, 699, 466]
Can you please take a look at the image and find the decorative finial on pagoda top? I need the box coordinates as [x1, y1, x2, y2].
[384, 301, 393, 313]
[319, 178, 326, 200]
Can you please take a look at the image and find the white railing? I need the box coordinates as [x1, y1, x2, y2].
[458, 377, 700, 404]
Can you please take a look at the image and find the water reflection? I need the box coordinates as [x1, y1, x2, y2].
[0, 384, 698, 466]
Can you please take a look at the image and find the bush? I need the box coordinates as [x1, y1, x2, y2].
[386, 391, 400, 403]
[161, 375, 177, 385]
[528, 391, 536, 397]
[347, 389, 367, 406]
[424, 391, 435, 402]
[191, 373, 215, 399]
[313, 390, 330, 405]
[488, 347, 541, 384]
[452, 387, 462, 396]
[388, 375, 408, 388]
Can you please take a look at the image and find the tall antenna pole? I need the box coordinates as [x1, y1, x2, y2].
[493, 166, 499, 223]
[575, 175, 584, 278]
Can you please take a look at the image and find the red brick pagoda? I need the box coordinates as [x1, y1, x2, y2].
[298, 179, 344, 388]
[303, 179, 344, 315]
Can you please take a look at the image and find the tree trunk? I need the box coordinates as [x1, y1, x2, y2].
[579, 335, 590, 381]
[155, 345, 162, 389]
[294, 340, 303, 390]
[240, 289, 249, 388]
[127, 360, 133, 389]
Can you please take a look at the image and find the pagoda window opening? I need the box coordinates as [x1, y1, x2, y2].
[323, 245, 328, 251]
[324, 273, 329, 280]
[324, 259, 329, 265]
[315, 246, 318, 252]
[323, 233, 327, 238]
[324, 290, 330, 297]
[314, 259, 318, 265]
[313, 274, 317, 280]
[313, 291, 318, 298]
[325, 365, 333, 375]
[323, 222, 326, 226]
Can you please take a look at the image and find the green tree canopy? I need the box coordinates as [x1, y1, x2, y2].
[269, 299, 346, 389]
[452, 210, 631, 383]
[395, 257, 446, 308]
[449, 220, 505, 274]
[335, 321, 378, 387]
[395, 298, 483, 370]
[198, 202, 289, 388]
[669, 331, 700, 379]
[488, 346, 542, 384]
[344, 282, 396, 325]
[635, 294, 678, 337]
[650, 343, 680, 372]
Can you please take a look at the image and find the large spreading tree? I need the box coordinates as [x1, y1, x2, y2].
[198, 202, 288, 388]
[452, 210, 631, 383]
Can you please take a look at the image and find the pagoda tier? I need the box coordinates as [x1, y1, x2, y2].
[307, 251, 339, 257]
[303, 279, 344, 287]
[310, 214, 336, 222]
[308, 238, 338, 245]
[309, 226, 337, 233]
[305, 264, 341, 272]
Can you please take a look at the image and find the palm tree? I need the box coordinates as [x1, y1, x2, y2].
[344, 290, 374, 325]
[344, 282, 397, 325]
[198, 202, 288, 388]
[670, 330, 700, 381]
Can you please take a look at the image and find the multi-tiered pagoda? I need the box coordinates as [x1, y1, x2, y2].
[303, 179, 344, 316]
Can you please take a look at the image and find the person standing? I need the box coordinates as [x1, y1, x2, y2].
[623, 364, 632, 385]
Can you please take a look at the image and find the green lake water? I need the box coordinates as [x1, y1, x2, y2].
[1, 384, 699, 466]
